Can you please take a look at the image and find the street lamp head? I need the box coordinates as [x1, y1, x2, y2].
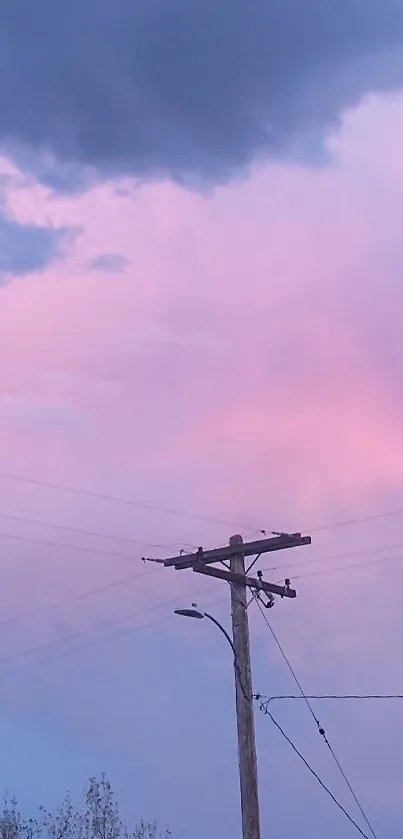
[174, 608, 205, 619]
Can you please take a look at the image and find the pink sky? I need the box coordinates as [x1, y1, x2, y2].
[0, 91, 402, 837]
[2, 94, 403, 519]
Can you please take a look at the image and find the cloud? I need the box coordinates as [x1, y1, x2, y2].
[0, 211, 76, 280]
[87, 253, 130, 274]
[1, 94, 403, 531]
[1, 0, 403, 190]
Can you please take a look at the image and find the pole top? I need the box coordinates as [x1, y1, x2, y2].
[230, 534, 244, 546]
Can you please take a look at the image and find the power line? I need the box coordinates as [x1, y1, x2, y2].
[0, 622, 375, 839]
[1, 532, 401, 680]
[0, 530, 398, 637]
[0, 527, 399, 629]
[0, 564, 389, 838]
[259, 549, 403, 585]
[26, 596, 371, 839]
[0, 566, 161, 629]
[2, 539, 401, 684]
[0, 596, 387, 839]
[3, 466, 403, 542]
[254, 598, 378, 839]
[0, 575, 227, 671]
[255, 596, 314, 711]
[0, 588, 227, 679]
[0, 611, 173, 680]
[290, 551, 403, 582]
[323, 737, 379, 839]
[258, 694, 403, 705]
[261, 707, 371, 839]
[0, 574, 372, 839]
[0, 470, 265, 533]
[2, 528, 400, 646]
[0, 523, 205, 563]
[309, 507, 403, 534]
[0, 510, 198, 551]
[0, 592, 180, 668]
[0, 529, 136, 560]
[261, 540, 403, 577]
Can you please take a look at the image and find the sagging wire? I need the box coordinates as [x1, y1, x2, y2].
[254, 594, 379, 839]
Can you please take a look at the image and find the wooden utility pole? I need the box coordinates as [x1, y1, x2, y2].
[144, 529, 311, 839]
[230, 534, 260, 839]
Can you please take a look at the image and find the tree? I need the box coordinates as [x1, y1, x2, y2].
[0, 778, 172, 839]
[131, 823, 171, 839]
[0, 798, 37, 839]
[82, 778, 171, 839]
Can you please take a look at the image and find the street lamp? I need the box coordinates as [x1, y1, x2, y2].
[174, 606, 251, 703]
[174, 607, 204, 619]
[174, 607, 237, 658]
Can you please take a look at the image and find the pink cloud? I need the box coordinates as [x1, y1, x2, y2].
[0, 92, 402, 669]
[0, 97, 402, 528]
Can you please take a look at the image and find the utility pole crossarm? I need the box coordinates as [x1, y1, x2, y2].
[163, 532, 311, 569]
[193, 562, 296, 598]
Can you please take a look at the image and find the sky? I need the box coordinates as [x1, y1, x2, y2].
[0, 2, 403, 838]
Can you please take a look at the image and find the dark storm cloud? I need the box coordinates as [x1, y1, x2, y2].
[0, 213, 75, 279]
[1, 0, 403, 190]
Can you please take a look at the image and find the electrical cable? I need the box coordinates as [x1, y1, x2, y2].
[0, 575, 229, 671]
[0, 535, 400, 637]
[0, 581, 390, 839]
[258, 694, 403, 705]
[309, 507, 403, 533]
[261, 540, 403, 577]
[255, 596, 319, 720]
[0, 527, 209, 563]
[2, 537, 402, 687]
[0, 529, 137, 560]
[0, 624, 375, 839]
[0, 528, 399, 656]
[0, 611, 175, 679]
[0, 560, 391, 838]
[0, 470, 265, 533]
[0, 510, 199, 550]
[0, 565, 161, 630]
[289, 552, 403, 582]
[260, 705, 371, 839]
[3, 465, 403, 545]
[0, 589, 228, 679]
[259, 550, 403, 586]
[323, 737, 380, 839]
[0, 600, 163, 668]
[254, 598, 379, 839]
